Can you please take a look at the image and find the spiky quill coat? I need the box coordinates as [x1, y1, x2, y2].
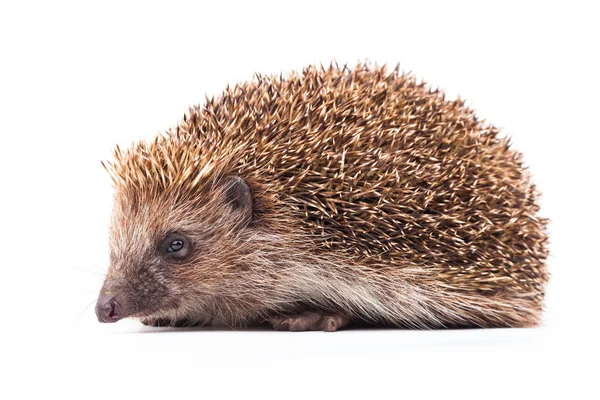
[105, 63, 548, 328]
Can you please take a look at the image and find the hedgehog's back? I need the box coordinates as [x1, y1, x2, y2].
[178, 63, 548, 310]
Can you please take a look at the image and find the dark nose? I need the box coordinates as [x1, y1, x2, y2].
[95, 294, 124, 323]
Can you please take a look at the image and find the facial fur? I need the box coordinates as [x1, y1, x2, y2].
[98, 174, 263, 325]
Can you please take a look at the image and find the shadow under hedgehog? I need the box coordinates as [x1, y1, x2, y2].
[95, 63, 548, 331]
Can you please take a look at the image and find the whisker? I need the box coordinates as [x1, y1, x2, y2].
[72, 266, 106, 280]
[76, 299, 98, 323]
[78, 290, 100, 297]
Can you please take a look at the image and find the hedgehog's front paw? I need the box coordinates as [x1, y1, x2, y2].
[270, 312, 350, 332]
[141, 317, 210, 328]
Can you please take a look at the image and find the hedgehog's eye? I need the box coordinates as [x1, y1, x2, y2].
[160, 234, 190, 259]
[168, 240, 184, 253]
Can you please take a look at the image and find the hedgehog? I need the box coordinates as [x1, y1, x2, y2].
[95, 63, 548, 331]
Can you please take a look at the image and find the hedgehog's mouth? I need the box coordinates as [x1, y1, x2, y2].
[131, 300, 182, 321]
[96, 290, 181, 324]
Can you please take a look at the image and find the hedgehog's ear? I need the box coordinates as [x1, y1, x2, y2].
[223, 175, 253, 227]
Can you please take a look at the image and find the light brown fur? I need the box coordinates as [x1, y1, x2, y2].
[101, 62, 548, 329]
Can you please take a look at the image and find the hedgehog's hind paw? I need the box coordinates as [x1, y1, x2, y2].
[270, 312, 350, 332]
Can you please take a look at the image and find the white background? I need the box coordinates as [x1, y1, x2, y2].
[1, 1, 598, 398]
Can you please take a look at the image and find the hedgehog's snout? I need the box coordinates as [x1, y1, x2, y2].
[95, 269, 174, 323]
[95, 278, 134, 323]
[95, 293, 125, 323]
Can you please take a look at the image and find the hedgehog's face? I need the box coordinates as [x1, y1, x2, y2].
[95, 175, 254, 324]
